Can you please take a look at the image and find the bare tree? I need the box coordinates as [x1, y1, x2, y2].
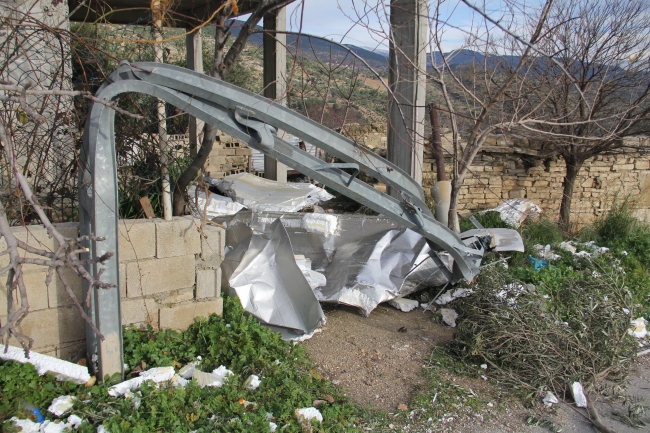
[172, 0, 297, 216]
[428, 0, 555, 231]
[519, 0, 650, 230]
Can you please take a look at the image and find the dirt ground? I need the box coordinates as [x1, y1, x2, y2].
[302, 304, 650, 433]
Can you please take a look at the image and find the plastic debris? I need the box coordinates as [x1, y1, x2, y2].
[47, 395, 76, 416]
[108, 366, 175, 397]
[8, 417, 41, 433]
[543, 391, 559, 407]
[630, 318, 648, 339]
[244, 374, 261, 390]
[178, 358, 202, 379]
[41, 420, 69, 433]
[188, 185, 245, 218]
[481, 199, 542, 228]
[440, 308, 459, 327]
[528, 255, 549, 271]
[496, 283, 527, 307]
[480, 364, 488, 370]
[269, 422, 278, 432]
[295, 407, 323, 423]
[533, 244, 561, 261]
[192, 365, 234, 388]
[97, 425, 109, 433]
[216, 173, 334, 212]
[0, 346, 90, 384]
[67, 415, 83, 429]
[571, 382, 588, 407]
[388, 298, 420, 312]
[434, 288, 474, 305]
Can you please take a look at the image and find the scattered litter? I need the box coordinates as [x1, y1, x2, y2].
[533, 244, 561, 261]
[434, 288, 474, 305]
[47, 395, 76, 416]
[216, 173, 334, 212]
[481, 199, 542, 228]
[398, 326, 408, 333]
[67, 415, 83, 429]
[295, 407, 323, 423]
[188, 185, 245, 218]
[0, 346, 90, 384]
[170, 375, 189, 388]
[243, 374, 261, 390]
[124, 390, 142, 408]
[461, 228, 524, 252]
[192, 365, 234, 388]
[571, 382, 588, 407]
[269, 422, 277, 432]
[178, 357, 202, 379]
[41, 420, 69, 433]
[543, 391, 559, 407]
[495, 283, 527, 307]
[388, 298, 419, 312]
[480, 364, 488, 370]
[529, 255, 549, 270]
[8, 417, 41, 433]
[630, 318, 648, 339]
[397, 404, 408, 411]
[558, 241, 576, 254]
[108, 366, 175, 397]
[97, 425, 109, 433]
[439, 308, 459, 327]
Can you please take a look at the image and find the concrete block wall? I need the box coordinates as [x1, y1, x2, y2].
[1, 217, 224, 361]
[204, 133, 253, 179]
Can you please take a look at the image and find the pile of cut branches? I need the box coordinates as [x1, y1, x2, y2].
[450, 264, 636, 400]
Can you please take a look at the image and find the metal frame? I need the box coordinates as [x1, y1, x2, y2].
[80, 61, 483, 377]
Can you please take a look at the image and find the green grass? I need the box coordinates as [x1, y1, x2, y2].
[2, 297, 372, 432]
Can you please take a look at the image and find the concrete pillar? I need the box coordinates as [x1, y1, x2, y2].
[262, 7, 288, 182]
[186, 29, 204, 158]
[387, 0, 428, 197]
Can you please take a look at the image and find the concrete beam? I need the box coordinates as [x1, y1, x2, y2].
[186, 29, 204, 158]
[387, 0, 428, 197]
[263, 7, 288, 182]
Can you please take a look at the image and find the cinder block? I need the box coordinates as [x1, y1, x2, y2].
[126, 254, 195, 297]
[0, 225, 55, 271]
[17, 305, 86, 347]
[121, 297, 158, 327]
[119, 263, 127, 299]
[54, 222, 79, 244]
[159, 298, 223, 330]
[119, 219, 156, 262]
[155, 217, 201, 259]
[161, 288, 194, 305]
[49, 267, 83, 308]
[21, 269, 50, 311]
[196, 268, 221, 299]
[200, 224, 225, 262]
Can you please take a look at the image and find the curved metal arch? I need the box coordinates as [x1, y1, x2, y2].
[79, 61, 482, 377]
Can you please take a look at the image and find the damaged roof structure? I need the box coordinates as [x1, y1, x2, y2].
[81, 60, 524, 375]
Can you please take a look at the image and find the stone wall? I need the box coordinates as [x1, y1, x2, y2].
[341, 124, 650, 226]
[0, 217, 224, 361]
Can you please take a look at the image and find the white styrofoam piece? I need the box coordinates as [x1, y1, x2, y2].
[388, 298, 419, 312]
[244, 374, 261, 390]
[107, 366, 175, 397]
[571, 382, 588, 407]
[295, 407, 323, 423]
[0, 346, 90, 385]
[440, 308, 459, 327]
[47, 395, 76, 416]
[8, 417, 41, 433]
[188, 186, 245, 218]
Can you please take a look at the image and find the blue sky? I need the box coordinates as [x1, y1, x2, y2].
[284, 0, 478, 52]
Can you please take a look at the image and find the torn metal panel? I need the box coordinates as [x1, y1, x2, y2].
[222, 212, 457, 316]
[461, 228, 525, 252]
[228, 219, 325, 339]
[216, 173, 334, 212]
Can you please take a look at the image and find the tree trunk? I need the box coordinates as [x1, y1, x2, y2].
[559, 156, 583, 231]
[172, 14, 228, 216]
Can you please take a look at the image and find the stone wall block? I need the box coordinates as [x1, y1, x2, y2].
[200, 224, 225, 262]
[49, 267, 83, 308]
[126, 255, 195, 297]
[196, 268, 221, 300]
[156, 217, 201, 259]
[159, 298, 223, 330]
[121, 297, 159, 328]
[18, 306, 85, 349]
[119, 219, 156, 261]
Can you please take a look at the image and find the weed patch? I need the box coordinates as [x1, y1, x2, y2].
[2, 297, 369, 432]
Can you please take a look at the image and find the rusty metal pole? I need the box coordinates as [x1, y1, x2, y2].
[428, 103, 446, 181]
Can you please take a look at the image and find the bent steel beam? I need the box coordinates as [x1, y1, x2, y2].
[80, 62, 482, 377]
